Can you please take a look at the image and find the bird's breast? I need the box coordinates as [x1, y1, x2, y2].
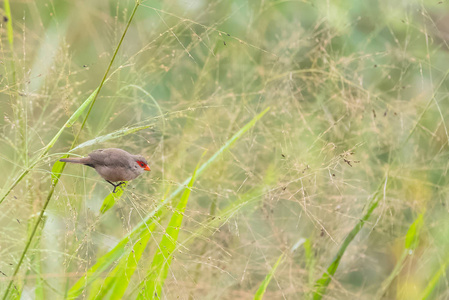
[94, 165, 140, 182]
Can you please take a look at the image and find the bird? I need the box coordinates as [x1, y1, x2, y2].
[59, 148, 151, 192]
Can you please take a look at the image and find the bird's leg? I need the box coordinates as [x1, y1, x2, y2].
[106, 180, 126, 193]
[106, 180, 117, 193]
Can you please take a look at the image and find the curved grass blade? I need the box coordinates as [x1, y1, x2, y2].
[72, 124, 153, 151]
[420, 254, 449, 300]
[100, 183, 126, 214]
[88, 230, 153, 300]
[184, 165, 278, 300]
[132, 107, 270, 231]
[2, 2, 142, 298]
[376, 212, 425, 299]
[1, 88, 99, 299]
[4, 0, 14, 46]
[0, 87, 99, 204]
[4, 0, 15, 83]
[303, 239, 315, 288]
[138, 162, 199, 299]
[254, 253, 284, 300]
[103, 166, 276, 300]
[312, 177, 388, 300]
[88, 190, 171, 299]
[405, 213, 424, 251]
[51, 155, 68, 183]
[66, 234, 139, 300]
[67, 108, 270, 298]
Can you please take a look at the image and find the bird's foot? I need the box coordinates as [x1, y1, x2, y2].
[107, 181, 126, 193]
[114, 182, 126, 193]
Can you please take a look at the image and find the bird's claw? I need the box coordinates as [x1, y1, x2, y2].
[113, 182, 126, 193]
[107, 181, 126, 193]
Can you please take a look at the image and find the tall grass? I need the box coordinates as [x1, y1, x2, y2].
[1, 0, 449, 299]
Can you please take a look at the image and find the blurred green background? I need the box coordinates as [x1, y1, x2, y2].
[1, 0, 449, 299]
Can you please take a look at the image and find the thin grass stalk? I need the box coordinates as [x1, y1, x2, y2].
[376, 213, 425, 299]
[114, 170, 275, 299]
[0, 87, 98, 204]
[188, 196, 217, 300]
[137, 161, 199, 299]
[254, 254, 284, 300]
[420, 254, 449, 300]
[91, 218, 158, 299]
[4, 0, 15, 84]
[131, 107, 270, 234]
[67, 108, 270, 298]
[1, 2, 141, 298]
[312, 176, 388, 300]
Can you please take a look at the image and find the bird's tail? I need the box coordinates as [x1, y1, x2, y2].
[59, 157, 89, 164]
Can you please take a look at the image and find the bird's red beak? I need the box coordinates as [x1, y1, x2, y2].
[144, 165, 151, 171]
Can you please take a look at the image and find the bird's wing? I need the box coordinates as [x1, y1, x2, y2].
[88, 149, 130, 168]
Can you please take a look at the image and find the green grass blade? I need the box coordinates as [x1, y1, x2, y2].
[138, 163, 199, 299]
[420, 254, 449, 300]
[4, 0, 13, 46]
[181, 163, 278, 252]
[66, 235, 142, 299]
[405, 213, 424, 250]
[4, 0, 15, 83]
[376, 212, 425, 298]
[254, 253, 284, 300]
[100, 168, 274, 300]
[72, 124, 153, 151]
[132, 107, 270, 234]
[303, 238, 316, 288]
[90, 230, 153, 300]
[67, 108, 269, 297]
[51, 155, 69, 182]
[0, 87, 98, 205]
[2, 3, 142, 299]
[312, 178, 387, 300]
[86, 279, 103, 300]
[47, 88, 99, 147]
[291, 238, 315, 289]
[100, 183, 127, 214]
[90, 195, 170, 299]
[34, 248, 44, 300]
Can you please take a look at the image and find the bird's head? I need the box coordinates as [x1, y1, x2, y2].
[134, 156, 151, 172]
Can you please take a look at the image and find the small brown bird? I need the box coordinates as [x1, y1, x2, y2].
[60, 148, 150, 192]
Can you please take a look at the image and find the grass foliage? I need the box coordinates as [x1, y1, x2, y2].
[1, 0, 449, 299]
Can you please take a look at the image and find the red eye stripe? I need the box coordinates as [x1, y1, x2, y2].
[136, 161, 151, 171]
